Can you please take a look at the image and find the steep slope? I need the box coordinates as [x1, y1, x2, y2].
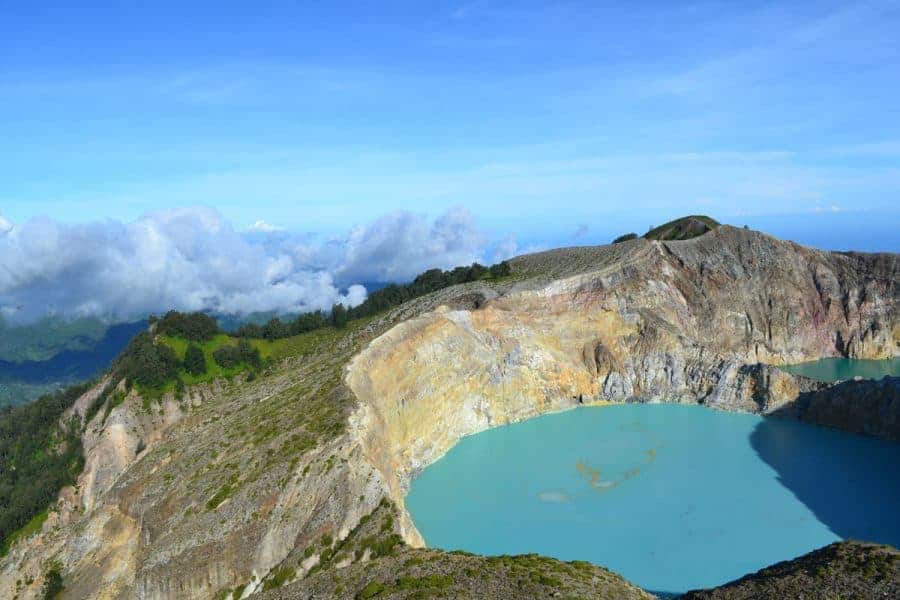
[1, 225, 897, 599]
[680, 541, 899, 599]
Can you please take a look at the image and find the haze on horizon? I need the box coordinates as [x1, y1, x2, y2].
[1, 1, 898, 325]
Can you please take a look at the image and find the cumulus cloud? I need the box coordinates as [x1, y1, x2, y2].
[0, 206, 506, 325]
[334, 206, 487, 284]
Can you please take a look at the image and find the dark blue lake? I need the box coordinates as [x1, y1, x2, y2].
[406, 404, 900, 595]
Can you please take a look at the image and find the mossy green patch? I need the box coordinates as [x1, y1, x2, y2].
[0, 508, 49, 557]
[249, 317, 372, 363]
[160, 334, 248, 385]
[263, 566, 296, 591]
[644, 215, 719, 241]
[356, 581, 385, 599]
[205, 473, 240, 511]
[101, 390, 126, 425]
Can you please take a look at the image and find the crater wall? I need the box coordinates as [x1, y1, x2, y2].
[347, 228, 899, 545]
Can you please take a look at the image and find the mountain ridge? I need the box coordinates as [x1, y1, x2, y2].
[1, 221, 898, 599]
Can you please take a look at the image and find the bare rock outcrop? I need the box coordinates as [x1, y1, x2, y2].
[769, 375, 900, 441]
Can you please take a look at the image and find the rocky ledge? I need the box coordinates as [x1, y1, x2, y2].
[769, 374, 900, 441]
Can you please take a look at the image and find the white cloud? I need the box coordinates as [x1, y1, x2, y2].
[246, 219, 285, 233]
[0, 206, 507, 324]
[335, 206, 487, 283]
[0, 216, 12, 235]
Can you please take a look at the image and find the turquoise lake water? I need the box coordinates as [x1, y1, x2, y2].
[406, 404, 900, 595]
[781, 357, 900, 382]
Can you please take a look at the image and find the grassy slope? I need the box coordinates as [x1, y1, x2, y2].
[680, 541, 899, 599]
[251, 320, 374, 363]
[644, 215, 720, 241]
[158, 318, 374, 388]
[160, 333, 247, 385]
[260, 502, 652, 600]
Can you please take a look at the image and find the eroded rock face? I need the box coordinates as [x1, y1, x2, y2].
[347, 227, 898, 545]
[769, 376, 900, 441]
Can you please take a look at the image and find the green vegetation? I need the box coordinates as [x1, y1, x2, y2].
[330, 303, 348, 329]
[0, 383, 89, 555]
[611, 216, 720, 246]
[612, 232, 638, 243]
[183, 344, 207, 376]
[681, 541, 899, 599]
[211, 339, 260, 372]
[1, 509, 49, 557]
[114, 332, 180, 389]
[396, 574, 453, 591]
[356, 581, 385, 599]
[82, 382, 113, 428]
[153, 310, 219, 342]
[344, 260, 510, 322]
[234, 260, 512, 341]
[644, 215, 720, 241]
[262, 566, 297, 591]
[233, 311, 329, 340]
[355, 534, 404, 560]
[205, 472, 240, 510]
[249, 320, 369, 363]
[101, 390, 126, 425]
[41, 564, 64, 599]
[348, 553, 594, 599]
[112, 331, 259, 398]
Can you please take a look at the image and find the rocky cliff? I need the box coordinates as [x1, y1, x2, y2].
[1, 225, 897, 599]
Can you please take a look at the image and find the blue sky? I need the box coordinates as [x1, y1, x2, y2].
[2, 0, 899, 252]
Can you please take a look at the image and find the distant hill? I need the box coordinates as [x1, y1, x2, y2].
[0, 320, 146, 406]
[644, 215, 720, 241]
[0, 316, 110, 363]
